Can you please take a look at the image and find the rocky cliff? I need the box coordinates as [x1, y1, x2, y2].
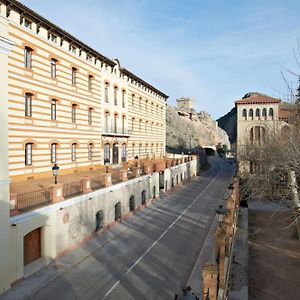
[166, 105, 230, 152]
[217, 107, 237, 144]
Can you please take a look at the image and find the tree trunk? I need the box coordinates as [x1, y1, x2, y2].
[288, 169, 300, 239]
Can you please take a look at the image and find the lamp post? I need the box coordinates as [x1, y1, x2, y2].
[134, 155, 139, 167]
[104, 158, 110, 173]
[215, 204, 226, 227]
[52, 163, 59, 185]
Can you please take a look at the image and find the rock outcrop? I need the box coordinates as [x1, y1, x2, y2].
[217, 107, 237, 144]
[166, 105, 230, 152]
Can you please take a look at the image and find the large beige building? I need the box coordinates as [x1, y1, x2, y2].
[0, 0, 170, 292]
[0, 0, 167, 183]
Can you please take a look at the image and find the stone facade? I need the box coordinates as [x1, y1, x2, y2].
[0, 0, 168, 183]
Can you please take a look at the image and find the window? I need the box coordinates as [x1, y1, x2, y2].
[50, 59, 57, 78]
[139, 97, 142, 109]
[122, 90, 125, 108]
[24, 47, 32, 69]
[24, 18, 32, 29]
[122, 116, 125, 134]
[87, 55, 92, 62]
[49, 33, 57, 43]
[88, 75, 93, 91]
[145, 121, 149, 132]
[25, 143, 33, 165]
[71, 104, 77, 123]
[242, 108, 247, 120]
[71, 143, 77, 161]
[121, 143, 126, 162]
[114, 87, 118, 105]
[255, 108, 260, 118]
[139, 144, 142, 156]
[88, 107, 93, 125]
[114, 114, 118, 133]
[105, 83, 109, 102]
[70, 45, 76, 53]
[269, 108, 274, 119]
[104, 143, 110, 161]
[262, 108, 267, 119]
[139, 119, 142, 132]
[88, 143, 93, 160]
[104, 112, 109, 132]
[51, 143, 57, 163]
[72, 67, 77, 85]
[25, 93, 32, 117]
[249, 109, 253, 120]
[132, 94, 135, 107]
[132, 118, 135, 132]
[51, 99, 57, 120]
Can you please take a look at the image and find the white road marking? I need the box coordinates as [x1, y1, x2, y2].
[103, 164, 223, 298]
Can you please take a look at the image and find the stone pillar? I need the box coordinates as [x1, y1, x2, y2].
[166, 159, 172, 168]
[132, 167, 140, 178]
[102, 173, 112, 187]
[122, 162, 128, 170]
[51, 183, 64, 203]
[202, 264, 218, 300]
[144, 165, 152, 175]
[120, 170, 128, 181]
[0, 19, 14, 293]
[81, 176, 92, 194]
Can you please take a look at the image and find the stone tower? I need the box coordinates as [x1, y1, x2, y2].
[176, 97, 194, 110]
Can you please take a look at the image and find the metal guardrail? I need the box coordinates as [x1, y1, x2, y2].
[16, 188, 52, 212]
[63, 181, 83, 198]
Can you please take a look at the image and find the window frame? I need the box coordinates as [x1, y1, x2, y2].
[25, 143, 33, 165]
[51, 143, 57, 163]
[71, 104, 77, 124]
[50, 58, 57, 78]
[88, 107, 93, 126]
[72, 67, 77, 85]
[25, 93, 32, 117]
[51, 99, 57, 120]
[24, 47, 32, 69]
[71, 143, 77, 161]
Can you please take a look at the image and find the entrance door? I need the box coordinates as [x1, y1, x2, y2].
[23, 227, 41, 266]
[113, 144, 119, 164]
[95, 210, 104, 231]
[115, 202, 121, 221]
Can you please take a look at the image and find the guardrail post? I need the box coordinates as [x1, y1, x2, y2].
[82, 176, 92, 194]
[132, 167, 140, 178]
[120, 170, 128, 181]
[102, 173, 112, 187]
[51, 183, 64, 203]
[10, 193, 18, 215]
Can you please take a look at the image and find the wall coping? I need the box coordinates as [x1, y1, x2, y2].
[10, 173, 157, 224]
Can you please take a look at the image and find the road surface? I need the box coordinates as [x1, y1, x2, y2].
[26, 157, 234, 300]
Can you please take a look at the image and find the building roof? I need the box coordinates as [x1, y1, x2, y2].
[235, 94, 281, 105]
[279, 108, 291, 119]
[8, 0, 168, 99]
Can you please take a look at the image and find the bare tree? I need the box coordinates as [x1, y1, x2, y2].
[239, 105, 300, 236]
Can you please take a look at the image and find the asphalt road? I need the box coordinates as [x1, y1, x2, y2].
[27, 157, 234, 300]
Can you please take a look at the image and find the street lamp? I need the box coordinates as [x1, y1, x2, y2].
[104, 158, 110, 173]
[52, 163, 59, 185]
[215, 204, 226, 226]
[134, 155, 139, 167]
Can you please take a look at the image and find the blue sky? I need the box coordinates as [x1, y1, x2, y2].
[21, 0, 300, 118]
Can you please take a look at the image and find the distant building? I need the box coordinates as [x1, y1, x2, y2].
[235, 92, 289, 172]
[176, 97, 194, 110]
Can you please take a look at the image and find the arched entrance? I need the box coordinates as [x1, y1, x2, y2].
[113, 143, 119, 164]
[95, 210, 104, 231]
[23, 227, 41, 266]
[129, 196, 135, 211]
[115, 202, 121, 221]
[141, 190, 146, 205]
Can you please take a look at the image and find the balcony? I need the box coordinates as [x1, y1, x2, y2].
[102, 127, 131, 137]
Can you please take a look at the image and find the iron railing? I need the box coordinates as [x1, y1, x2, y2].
[16, 188, 52, 212]
[63, 181, 83, 199]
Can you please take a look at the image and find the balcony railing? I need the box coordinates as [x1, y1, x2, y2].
[102, 127, 132, 135]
